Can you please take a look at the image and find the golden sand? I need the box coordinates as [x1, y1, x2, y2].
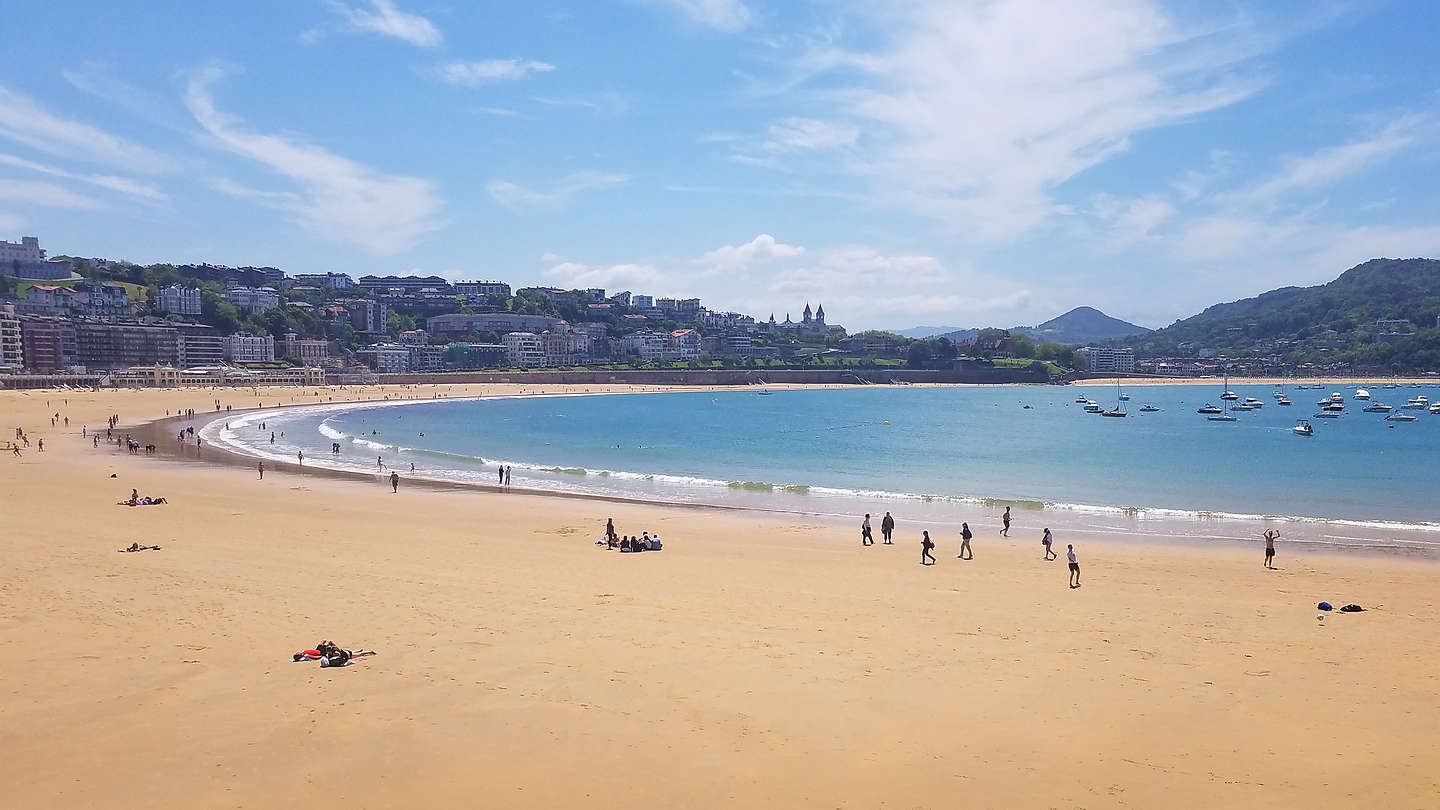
[1, 384, 1437, 808]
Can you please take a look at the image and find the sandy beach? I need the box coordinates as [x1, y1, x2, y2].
[2, 383, 1438, 809]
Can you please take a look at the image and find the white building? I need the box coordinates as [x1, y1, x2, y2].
[0, 303, 21, 369]
[281, 332, 329, 365]
[176, 327, 225, 367]
[502, 331, 545, 367]
[667, 329, 701, 359]
[631, 294, 653, 310]
[156, 285, 203, 315]
[406, 344, 443, 372]
[621, 330, 666, 362]
[355, 345, 410, 374]
[291, 272, 354, 289]
[223, 286, 280, 314]
[225, 333, 276, 362]
[1078, 346, 1136, 374]
[454, 280, 511, 299]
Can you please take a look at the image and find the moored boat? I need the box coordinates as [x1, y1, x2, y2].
[1292, 420, 1313, 436]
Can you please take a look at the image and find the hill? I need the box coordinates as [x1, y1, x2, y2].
[1012, 306, 1149, 344]
[929, 306, 1147, 345]
[1131, 257, 1440, 369]
[894, 326, 968, 339]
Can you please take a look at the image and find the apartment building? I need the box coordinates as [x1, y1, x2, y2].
[502, 332, 545, 367]
[225, 333, 276, 363]
[157, 285, 203, 315]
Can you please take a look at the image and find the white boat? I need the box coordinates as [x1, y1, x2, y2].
[1221, 390, 1239, 401]
[1312, 411, 1340, 418]
[1292, 420, 1313, 436]
[1329, 392, 1344, 403]
[1362, 402, 1393, 412]
[1118, 393, 1130, 401]
[1399, 395, 1429, 410]
[1196, 404, 1223, 414]
[1276, 397, 1293, 406]
[1209, 368, 1239, 420]
[1083, 401, 1102, 413]
[1354, 388, 1371, 400]
[1075, 395, 1089, 403]
[1233, 403, 1255, 411]
[1139, 404, 1161, 412]
[1244, 397, 1265, 408]
[1386, 412, 1418, 422]
[1207, 413, 1238, 422]
[1429, 403, 1440, 414]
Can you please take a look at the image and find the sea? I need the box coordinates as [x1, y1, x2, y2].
[202, 383, 1440, 556]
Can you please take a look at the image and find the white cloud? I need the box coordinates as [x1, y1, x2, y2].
[0, 84, 168, 173]
[486, 171, 629, 210]
[784, 0, 1270, 240]
[476, 106, 524, 118]
[1090, 194, 1175, 251]
[763, 118, 859, 152]
[0, 179, 102, 209]
[429, 59, 556, 87]
[310, 0, 442, 47]
[532, 93, 630, 116]
[0, 153, 167, 202]
[0, 212, 23, 232]
[633, 0, 752, 31]
[186, 68, 444, 255]
[545, 261, 665, 288]
[1233, 118, 1422, 203]
[697, 234, 805, 273]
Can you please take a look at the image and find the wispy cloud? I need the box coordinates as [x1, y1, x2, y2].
[546, 261, 665, 288]
[0, 153, 167, 202]
[0, 84, 168, 173]
[632, 0, 752, 32]
[1232, 118, 1423, 203]
[1089, 194, 1175, 252]
[0, 179, 102, 210]
[0, 212, 23, 232]
[306, 0, 442, 48]
[185, 68, 444, 254]
[532, 93, 630, 116]
[486, 171, 629, 210]
[762, 118, 858, 152]
[775, 0, 1273, 240]
[428, 59, 556, 87]
[475, 106, 524, 119]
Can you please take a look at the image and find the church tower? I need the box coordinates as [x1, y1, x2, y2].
[802, 303, 813, 325]
[815, 303, 825, 326]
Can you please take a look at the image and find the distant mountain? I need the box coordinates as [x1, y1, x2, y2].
[1013, 306, 1150, 344]
[929, 306, 1147, 345]
[894, 326, 969, 339]
[1133, 257, 1440, 358]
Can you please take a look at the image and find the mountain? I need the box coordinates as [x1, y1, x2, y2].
[894, 326, 969, 339]
[1132, 257, 1440, 359]
[928, 306, 1147, 345]
[1012, 306, 1150, 344]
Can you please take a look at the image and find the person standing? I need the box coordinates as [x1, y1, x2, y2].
[861, 514, 874, 546]
[391, 472, 400, 493]
[258, 461, 264, 480]
[958, 522, 973, 559]
[1263, 529, 1279, 569]
[606, 518, 617, 543]
[1001, 506, 1011, 537]
[297, 450, 304, 466]
[881, 512, 895, 544]
[505, 465, 512, 485]
[1067, 544, 1081, 588]
[921, 531, 936, 565]
[498, 464, 504, 484]
[1042, 528, 1056, 560]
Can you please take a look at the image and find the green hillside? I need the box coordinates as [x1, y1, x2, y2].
[1132, 258, 1440, 370]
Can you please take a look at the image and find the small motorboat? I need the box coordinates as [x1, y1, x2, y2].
[1399, 396, 1430, 410]
[1221, 390, 1239, 401]
[1118, 393, 1130, 401]
[1386, 412, 1419, 422]
[1354, 388, 1371, 400]
[1292, 420, 1313, 436]
[1233, 403, 1255, 411]
[1083, 401, 1103, 413]
[1429, 403, 1440, 414]
[1101, 409, 1127, 417]
[1075, 395, 1090, 403]
[1276, 397, 1292, 406]
[1323, 402, 1345, 412]
[1196, 404, 1223, 414]
[1139, 404, 1161, 412]
[1362, 402, 1393, 412]
[1312, 410, 1340, 418]
[1207, 413, 1238, 422]
[1244, 397, 1265, 408]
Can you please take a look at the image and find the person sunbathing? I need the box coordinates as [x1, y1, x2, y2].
[118, 543, 162, 552]
[293, 640, 377, 666]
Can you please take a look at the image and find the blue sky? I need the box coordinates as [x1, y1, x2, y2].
[1, 0, 1438, 330]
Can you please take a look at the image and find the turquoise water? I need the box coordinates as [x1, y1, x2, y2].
[206, 384, 1440, 554]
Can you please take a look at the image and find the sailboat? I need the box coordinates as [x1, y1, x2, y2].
[1102, 377, 1127, 417]
[1208, 368, 1238, 421]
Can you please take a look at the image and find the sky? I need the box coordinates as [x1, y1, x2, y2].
[1, 0, 1438, 331]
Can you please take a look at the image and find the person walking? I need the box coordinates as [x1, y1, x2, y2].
[1263, 529, 1279, 569]
[1042, 528, 1056, 560]
[921, 531, 936, 565]
[861, 514, 874, 546]
[881, 512, 895, 544]
[391, 472, 400, 493]
[258, 461, 264, 480]
[958, 522, 973, 559]
[1001, 506, 1011, 537]
[1067, 544, 1081, 588]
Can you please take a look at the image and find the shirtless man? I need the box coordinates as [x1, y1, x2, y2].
[1263, 529, 1279, 569]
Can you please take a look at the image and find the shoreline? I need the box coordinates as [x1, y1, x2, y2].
[150, 386, 1440, 560]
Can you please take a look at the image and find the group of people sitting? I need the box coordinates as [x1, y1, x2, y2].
[599, 518, 664, 552]
[291, 640, 377, 668]
[118, 489, 168, 506]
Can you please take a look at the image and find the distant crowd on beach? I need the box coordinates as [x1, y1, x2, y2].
[861, 506, 1085, 588]
[599, 518, 663, 552]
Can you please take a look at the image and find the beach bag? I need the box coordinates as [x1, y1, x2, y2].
[1339, 604, 1364, 613]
